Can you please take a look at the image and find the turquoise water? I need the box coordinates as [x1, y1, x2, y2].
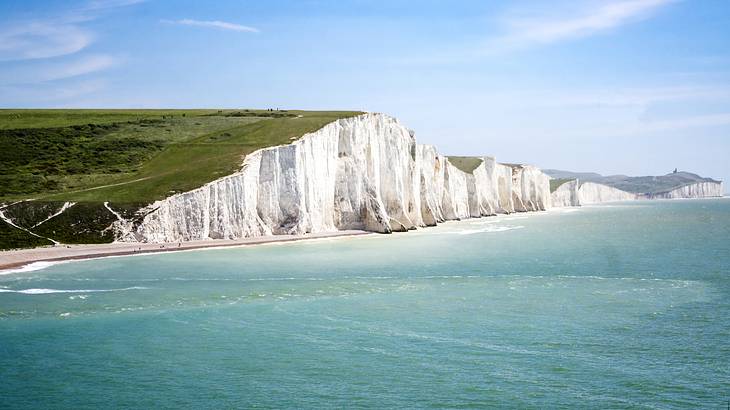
[1, 199, 729, 409]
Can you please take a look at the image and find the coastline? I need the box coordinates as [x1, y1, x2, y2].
[0, 230, 372, 273]
[2, 197, 725, 274]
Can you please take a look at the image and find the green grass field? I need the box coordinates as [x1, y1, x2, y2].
[1, 109, 361, 202]
[0, 109, 361, 249]
[447, 156, 484, 174]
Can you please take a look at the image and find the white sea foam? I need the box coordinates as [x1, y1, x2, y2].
[0, 261, 65, 275]
[452, 225, 524, 235]
[0, 286, 147, 295]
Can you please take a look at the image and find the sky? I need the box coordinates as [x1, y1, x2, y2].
[1, 0, 729, 189]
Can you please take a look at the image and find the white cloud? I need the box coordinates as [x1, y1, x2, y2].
[162, 19, 260, 33]
[0, 54, 118, 89]
[0, 23, 93, 61]
[0, 0, 146, 62]
[589, 112, 730, 137]
[0, 79, 108, 106]
[49, 55, 116, 81]
[530, 85, 730, 108]
[486, 0, 675, 53]
[85, 0, 147, 11]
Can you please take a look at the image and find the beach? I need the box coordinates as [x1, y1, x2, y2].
[0, 230, 372, 272]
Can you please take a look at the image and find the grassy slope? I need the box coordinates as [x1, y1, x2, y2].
[46, 113, 357, 202]
[0, 109, 361, 249]
[549, 178, 574, 193]
[1, 109, 360, 202]
[447, 156, 483, 174]
[0, 109, 219, 130]
[0, 219, 53, 249]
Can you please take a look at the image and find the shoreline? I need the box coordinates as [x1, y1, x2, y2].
[0, 230, 373, 273]
[2, 197, 726, 274]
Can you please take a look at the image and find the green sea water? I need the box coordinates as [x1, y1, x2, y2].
[1, 199, 729, 409]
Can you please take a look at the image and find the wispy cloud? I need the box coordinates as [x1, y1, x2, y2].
[485, 0, 675, 54]
[0, 78, 108, 106]
[530, 85, 730, 108]
[50, 54, 117, 80]
[0, 0, 145, 62]
[392, 0, 676, 65]
[85, 0, 147, 11]
[589, 112, 730, 137]
[0, 23, 93, 62]
[0, 0, 143, 104]
[1, 55, 118, 86]
[162, 19, 260, 33]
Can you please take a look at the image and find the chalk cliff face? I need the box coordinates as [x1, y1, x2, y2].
[644, 182, 724, 199]
[550, 179, 725, 207]
[551, 180, 580, 208]
[124, 114, 552, 243]
[551, 180, 636, 207]
[578, 182, 637, 204]
[511, 165, 552, 212]
[473, 157, 515, 215]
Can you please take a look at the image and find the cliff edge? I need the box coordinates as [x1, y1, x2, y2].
[122, 114, 551, 242]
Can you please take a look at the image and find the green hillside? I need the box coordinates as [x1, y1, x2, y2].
[447, 156, 483, 174]
[549, 178, 574, 193]
[1, 109, 361, 202]
[0, 109, 361, 249]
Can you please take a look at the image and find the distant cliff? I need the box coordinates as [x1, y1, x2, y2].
[550, 178, 722, 207]
[545, 169, 723, 197]
[643, 181, 724, 199]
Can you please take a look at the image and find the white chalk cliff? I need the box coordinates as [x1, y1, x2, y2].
[550, 179, 723, 207]
[644, 181, 724, 199]
[577, 182, 637, 205]
[551, 180, 580, 208]
[114, 113, 723, 242]
[120, 114, 551, 243]
[550, 181, 638, 206]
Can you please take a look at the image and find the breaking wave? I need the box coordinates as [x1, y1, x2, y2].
[0, 286, 148, 295]
[0, 261, 64, 275]
[452, 225, 524, 235]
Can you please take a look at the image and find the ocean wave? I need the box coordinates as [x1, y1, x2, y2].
[557, 208, 581, 213]
[0, 286, 148, 295]
[0, 261, 65, 275]
[452, 225, 524, 235]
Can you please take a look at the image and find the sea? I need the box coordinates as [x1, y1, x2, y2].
[1, 199, 729, 409]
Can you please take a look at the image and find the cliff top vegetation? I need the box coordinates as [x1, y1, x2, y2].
[447, 156, 483, 174]
[0, 109, 361, 203]
[549, 178, 575, 193]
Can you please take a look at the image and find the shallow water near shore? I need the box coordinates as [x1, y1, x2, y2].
[1, 199, 729, 408]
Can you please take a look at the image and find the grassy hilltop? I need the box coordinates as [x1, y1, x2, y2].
[0, 109, 361, 249]
[1, 109, 360, 202]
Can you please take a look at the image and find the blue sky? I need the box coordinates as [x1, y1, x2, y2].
[1, 0, 729, 188]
